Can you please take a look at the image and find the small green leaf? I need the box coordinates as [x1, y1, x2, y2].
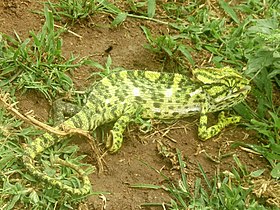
[160, 44, 172, 56]
[246, 51, 274, 75]
[268, 69, 280, 78]
[100, 0, 122, 14]
[6, 194, 21, 210]
[61, 145, 78, 154]
[248, 19, 279, 34]
[269, 111, 280, 129]
[147, 0, 156, 18]
[178, 44, 195, 66]
[271, 163, 280, 178]
[250, 169, 265, 177]
[219, 0, 239, 23]
[111, 12, 127, 27]
[204, 45, 220, 55]
[84, 59, 105, 70]
[130, 183, 162, 189]
[140, 26, 153, 43]
[104, 55, 113, 74]
[270, 143, 280, 155]
[29, 191, 40, 204]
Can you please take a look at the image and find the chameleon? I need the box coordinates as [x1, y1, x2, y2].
[22, 67, 251, 195]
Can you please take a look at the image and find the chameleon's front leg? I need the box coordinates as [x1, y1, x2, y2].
[198, 105, 241, 140]
[106, 104, 138, 153]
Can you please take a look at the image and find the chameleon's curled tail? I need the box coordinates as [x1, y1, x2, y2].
[22, 129, 92, 195]
[22, 154, 92, 195]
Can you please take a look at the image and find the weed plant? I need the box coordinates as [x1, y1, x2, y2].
[133, 150, 275, 209]
[45, 0, 103, 23]
[0, 107, 95, 209]
[0, 7, 83, 100]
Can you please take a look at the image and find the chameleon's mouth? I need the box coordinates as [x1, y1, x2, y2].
[231, 85, 251, 97]
[214, 85, 251, 103]
[236, 85, 251, 93]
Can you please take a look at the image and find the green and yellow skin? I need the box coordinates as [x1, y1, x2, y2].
[23, 67, 251, 195]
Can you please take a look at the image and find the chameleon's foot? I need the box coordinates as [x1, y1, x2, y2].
[107, 130, 123, 153]
[106, 105, 137, 153]
[198, 111, 241, 140]
[218, 111, 241, 125]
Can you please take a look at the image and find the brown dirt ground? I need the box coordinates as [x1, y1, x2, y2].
[0, 1, 271, 209]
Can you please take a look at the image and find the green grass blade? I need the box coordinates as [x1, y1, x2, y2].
[130, 184, 162, 189]
[178, 44, 195, 66]
[271, 163, 280, 178]
[176, 148, 188, 191]
[147, 0, 156, 18]
[219, 0, 239, 23]
[111, 12, 128, 26]
[198, 163, 212, 190]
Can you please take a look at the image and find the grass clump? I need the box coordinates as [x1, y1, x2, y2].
[0, 7, 83, 100]
[133, 150, 278, 209]
[233, 13, 280, 178]
[45, 0, 103, 23]
[0, 106, 94, 209]
[0, 6, 96, 209]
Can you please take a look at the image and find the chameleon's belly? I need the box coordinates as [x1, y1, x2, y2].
[90, 74, 205, 122]
[126, 82, 204, 119]
[141, 102, 202, 119]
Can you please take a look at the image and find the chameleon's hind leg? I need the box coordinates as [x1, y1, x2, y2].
[106, 104, 138, 153]
[52, 99, 81, 125]
[198, 107, 241, 140]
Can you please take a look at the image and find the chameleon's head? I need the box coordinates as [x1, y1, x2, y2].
[193, 67, 251, 111]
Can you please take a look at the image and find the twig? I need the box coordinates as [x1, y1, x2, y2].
[54, 24, 82, 38]
[239, 146, 261, 155]
[0, 92, 86, 136]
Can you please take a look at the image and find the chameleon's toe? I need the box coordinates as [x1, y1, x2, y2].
[108, 130, 123, 153]
[221, 115, 241, 126]
[228, 116, 241, 124]
[198, 114, 242, 140]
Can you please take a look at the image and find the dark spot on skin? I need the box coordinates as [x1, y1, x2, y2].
[83, 108, 94, 129]
[169, 106, 174, 110]
[153, 102, 161, 108]
[118, 95, 125, 102]
[135, 96, 143, 101]
[175, 100, 181, 104]
[175, 93, 182, 98]
[199, 121, 207, 127]
[172, 112, 180, 117]
[158, 93, 165, 98]
[150, 95, 157, 101]
[152, 112, 162, 118]
[164, 112, 170, 116]
[160, 98, 165, 103]
[193, 98, 204, 104]
[140, 99, 147, 104]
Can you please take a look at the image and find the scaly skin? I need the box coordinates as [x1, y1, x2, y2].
[23, 67, 251, 195]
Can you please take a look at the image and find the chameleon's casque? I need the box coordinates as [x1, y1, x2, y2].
[23, 67, 250, 195]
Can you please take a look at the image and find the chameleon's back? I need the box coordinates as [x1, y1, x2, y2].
[88, 70, 202, 119]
